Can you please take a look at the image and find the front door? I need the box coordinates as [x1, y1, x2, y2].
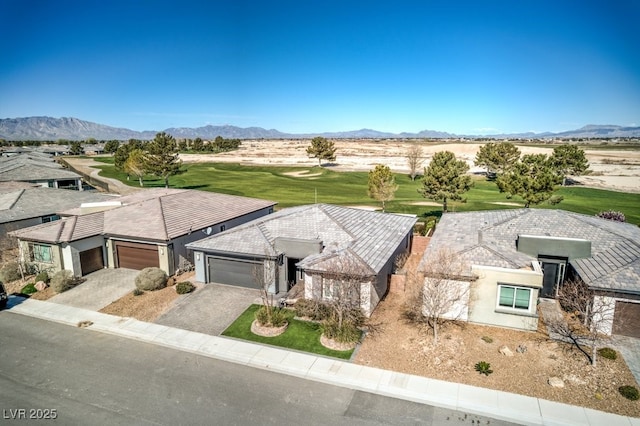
[540, 258, 566, 298]
[286, 257, 301, 291]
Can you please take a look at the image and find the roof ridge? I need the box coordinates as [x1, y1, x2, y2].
[458, 243, 521, 269]
[56, 216, 75, 243]
[7, 188, 25, 210]
[157, 197, 170, 240]
[318, 204, 357, 239]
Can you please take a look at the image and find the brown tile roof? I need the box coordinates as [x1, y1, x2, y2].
[11, 188, 276, 243]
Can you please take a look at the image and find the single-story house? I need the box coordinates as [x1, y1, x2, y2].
[11, 188, 276, 277]
[0, 181, 115, 241]
[419, 209, 640, 337]
[187, 204, 417, 316]
[0, 154, 83, 190]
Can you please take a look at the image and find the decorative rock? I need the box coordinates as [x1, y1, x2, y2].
[499, 345, 514, 357]
[548, 377, 565, 388]
[167, 277, 176, 287]
[250, 320, 288, 337]
[562, 374, 587, 386]
[34, 281, 48, 291]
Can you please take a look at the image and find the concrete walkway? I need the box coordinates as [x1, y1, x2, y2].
[613, 335, 640, 386]
[6, 296, 637, 426]
[48, 268, 138, 311]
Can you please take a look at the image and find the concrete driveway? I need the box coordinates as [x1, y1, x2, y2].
[612, 335, 640, 385]
[49, 268, 138, 311]
[155, 283, 260, 335]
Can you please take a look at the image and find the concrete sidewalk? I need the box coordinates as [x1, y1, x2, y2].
[5, 296, 638, 426]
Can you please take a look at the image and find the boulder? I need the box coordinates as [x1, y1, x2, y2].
[562, 374, 587, 386]
[34, 281, 48, 291]
[499, 345, 514, 357]
[548, 377, 565, 388]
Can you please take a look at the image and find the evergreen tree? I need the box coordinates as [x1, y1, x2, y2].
[145, 132, 182, 188]
[549, 144, 589, 186]
[496, 153, 563, 207]
[419, 151, 472, 213]
[474, 141, 521, 178]
[306, 137, 336, 166]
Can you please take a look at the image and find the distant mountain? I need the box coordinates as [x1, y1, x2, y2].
[0, 116, 157, 141]
[1, 116, 639, 140]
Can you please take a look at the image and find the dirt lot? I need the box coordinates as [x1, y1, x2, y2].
[180, 140, 640, 194]
[354, 241, 640, 418]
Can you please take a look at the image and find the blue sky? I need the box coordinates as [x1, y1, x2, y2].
[1, 1, 639, 135]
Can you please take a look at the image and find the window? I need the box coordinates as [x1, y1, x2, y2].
[42, 215, 60, 223]
[30, 243, 52, 263]
[498, 285, 531, 310]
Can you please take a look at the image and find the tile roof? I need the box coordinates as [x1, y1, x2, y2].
[11, 188, 277, 243]
[420, 209, 640, 294]
[0, 183, 114, 224]
[187, 204, 417, 274]
[0, 156, 80, 181]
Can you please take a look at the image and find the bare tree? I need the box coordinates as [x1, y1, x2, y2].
[407, 248, 470, 344]
[547, 278, 615, 367]
[320, 252, 369, 329]
[406, 145, 424, 181]
[252, 258, 278, 326]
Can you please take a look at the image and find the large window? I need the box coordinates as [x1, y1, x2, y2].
[498, 285, 531, 310]
[30, 243, 52, 263]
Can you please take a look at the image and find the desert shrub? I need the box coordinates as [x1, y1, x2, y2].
[255, 306, 288, 327]
[51, 270, 77, 293]
[618, 385, 639, 401]
[175, 281, 195, 294]
[0, 261, 22, 283]
[481, 336, 493, 344]
[20, 282, 37, 295]
[597, 347, 617, 360]
[475, 361, 493, 376]
[35, 271, 49, 283]
[134, 267, 168, 291]
[294, 299, 332, 321]
[596, 210, 626, 222]
[322, 318, 361, 344]
[132, 288, 144, 296]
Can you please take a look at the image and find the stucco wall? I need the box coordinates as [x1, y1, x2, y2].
[469, 264, 543, 331]
[19, 240, 63, 274]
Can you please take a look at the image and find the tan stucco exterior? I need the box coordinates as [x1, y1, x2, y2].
[468, 264, 543, 331]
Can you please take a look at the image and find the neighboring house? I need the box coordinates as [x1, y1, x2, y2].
[187, 204, 416, 316]
[10, 189, 276, 277]
[0, 181, 114, 241]
[0, 153, 83, 190]
[419, 209, 640, 337]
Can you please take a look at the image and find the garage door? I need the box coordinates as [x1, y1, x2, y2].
[115, 241, 159, 270]
[79, 247, 104, 275]
[612, 301, 640, 338]
[208, 257, 262, 288]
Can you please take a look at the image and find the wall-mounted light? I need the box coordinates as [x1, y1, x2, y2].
[196, 253, 201, 261]
[159, 247, 164, 255]
[105, 241, 109, 248]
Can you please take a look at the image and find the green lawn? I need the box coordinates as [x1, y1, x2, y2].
[221, 304, 354, 359]
[92, 157, 640, 224]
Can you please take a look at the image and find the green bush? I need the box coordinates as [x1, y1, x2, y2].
[618, 385, 639, 401]
[481, 336, 493, 344]
[21, 282, 37, 295]
[597, 347, 617, 360]
[51, 270, 77, 293]
[475, 361, 493, 376]
[35, 271, 49, 283]
[294, 299, 332, 321]
[0, 262, 22, 283]
[255, 306, 288, 327]
[175, 281, 195, 294]
[321, 319, 361, 344]
[134, 267, 168, 291]
[132, 288, 144, 296]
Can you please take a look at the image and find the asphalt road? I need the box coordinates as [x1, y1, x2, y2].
[0, 312, 515, 425]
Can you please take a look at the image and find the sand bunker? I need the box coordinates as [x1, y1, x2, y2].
[282, 170, 323, 178]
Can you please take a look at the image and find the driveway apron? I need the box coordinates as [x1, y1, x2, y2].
[48, 268, 138, 311]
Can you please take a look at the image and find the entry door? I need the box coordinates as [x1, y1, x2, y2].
[540, 260, 566, 298]
[286, 258, 301, 290]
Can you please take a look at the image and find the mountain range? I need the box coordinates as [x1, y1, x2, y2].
[1, 116, 639, 141]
